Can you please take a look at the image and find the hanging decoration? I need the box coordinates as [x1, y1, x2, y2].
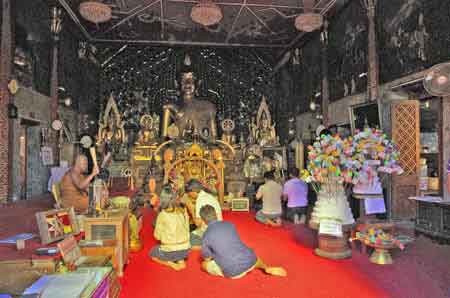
[79, 0, 112, 24]
[295, 0, 323, 32]
[190, 0, 223, 26]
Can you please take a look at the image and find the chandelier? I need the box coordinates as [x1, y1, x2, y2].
[191, 0, 223, 26]
[79, 1, 112, 24]
[295, 0, 323, 32]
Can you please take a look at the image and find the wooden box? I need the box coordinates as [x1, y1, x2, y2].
[83, 210, 129, 276]
[35, 207, 80, 244]
[57, 236, 110, 269]
[231, 197, 250, 212]
[80, 240, 119, 276]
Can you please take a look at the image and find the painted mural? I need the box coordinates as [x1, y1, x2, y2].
[378, 0, 450, 83]
[328, 0, 367, 101]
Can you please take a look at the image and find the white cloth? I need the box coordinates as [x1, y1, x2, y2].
[47, 166, 70, 192]
[195, 190, 223, 221]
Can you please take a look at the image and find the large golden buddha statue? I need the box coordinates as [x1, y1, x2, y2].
[161, 71, 217, 140]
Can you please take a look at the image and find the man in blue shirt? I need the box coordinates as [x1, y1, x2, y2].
[199, 205, 287, 279]
[282, 167, 308, 224]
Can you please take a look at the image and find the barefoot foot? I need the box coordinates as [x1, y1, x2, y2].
[265, 267, 287, 277]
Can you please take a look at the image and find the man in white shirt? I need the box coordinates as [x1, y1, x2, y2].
[184, 179, 222, 247]
[255, 171, 283, 227]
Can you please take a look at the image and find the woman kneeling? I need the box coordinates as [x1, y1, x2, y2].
[149, 185, 190, 271]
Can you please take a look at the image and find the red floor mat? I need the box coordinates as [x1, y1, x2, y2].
[119, 208, 388, 298]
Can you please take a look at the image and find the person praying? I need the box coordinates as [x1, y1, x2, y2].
[255, 171, 283, 227]
[184, 179, 222, 247]
[149, 185, 190, 271]
[282, 168, 309, 224]
[199, 205, 287, 279]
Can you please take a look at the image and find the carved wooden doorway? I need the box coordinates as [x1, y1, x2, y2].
[391, 100, 420, 219]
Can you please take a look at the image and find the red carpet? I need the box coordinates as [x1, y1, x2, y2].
[120, 208, 388, 298]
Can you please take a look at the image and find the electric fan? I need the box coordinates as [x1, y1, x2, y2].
[423, 63, 450, 96]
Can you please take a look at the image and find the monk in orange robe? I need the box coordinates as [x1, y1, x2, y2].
[60, 155, 99, 213]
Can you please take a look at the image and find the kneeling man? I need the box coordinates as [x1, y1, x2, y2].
[200, 205, 287, 279]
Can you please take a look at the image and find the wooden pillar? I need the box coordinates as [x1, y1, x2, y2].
[50, 43, 59, 122]
[320, 20, 329, 127]
[442, 97, 450, 201]
[0, 0, 13, 202]
[50, 7, 62, 165]
[363, 0, 379, 101]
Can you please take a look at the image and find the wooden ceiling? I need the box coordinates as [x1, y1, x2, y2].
[57, 0, 342, 47]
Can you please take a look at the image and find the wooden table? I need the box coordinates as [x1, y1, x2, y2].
[409, 196, 450, 244]
[83, 210, 129, 276]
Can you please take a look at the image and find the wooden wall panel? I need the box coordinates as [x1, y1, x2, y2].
[391, 100, 420, 219]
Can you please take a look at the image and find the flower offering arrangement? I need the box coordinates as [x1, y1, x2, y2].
[303, 133, 356, 192]
[302, 128, 402, 194]
[350, 128, 403, 187]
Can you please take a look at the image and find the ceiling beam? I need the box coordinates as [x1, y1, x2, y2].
[92, 38, 286, 48]
[104, 0, 161, 34]
[225, 0, 246, 43]
[168, 0, 323, 11]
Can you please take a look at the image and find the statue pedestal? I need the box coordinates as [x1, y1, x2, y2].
[310, 222, 353, 260]
[309, 180, 354, 260]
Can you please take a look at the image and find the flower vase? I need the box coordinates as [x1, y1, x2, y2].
[309, 177, 354, 260]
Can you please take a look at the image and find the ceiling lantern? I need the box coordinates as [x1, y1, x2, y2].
[295, 0, 323, 32]
[79, 1, 112, 24]
[191, 0, 223, 26]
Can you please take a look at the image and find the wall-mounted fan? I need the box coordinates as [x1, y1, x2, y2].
[423, 63, 450, 96]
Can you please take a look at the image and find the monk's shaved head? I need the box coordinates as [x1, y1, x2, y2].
[74, 155, 88, 173]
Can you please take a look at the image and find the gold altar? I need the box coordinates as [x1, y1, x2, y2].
[96, 67, 285, 207]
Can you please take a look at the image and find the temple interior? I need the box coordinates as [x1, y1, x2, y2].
[1, 0, 450, 297]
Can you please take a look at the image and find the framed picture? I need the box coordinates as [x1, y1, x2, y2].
[41, 146, 54, 166]
[35, 207, 80, 244]
[231, 197, 250, 212]
[348, 101, 383, 134]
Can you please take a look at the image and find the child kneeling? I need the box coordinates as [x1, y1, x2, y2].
[150, 185, 190, 271]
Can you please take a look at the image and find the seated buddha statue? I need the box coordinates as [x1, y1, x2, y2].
[136, 114, 158, 145]
[161, 70, 217, 140]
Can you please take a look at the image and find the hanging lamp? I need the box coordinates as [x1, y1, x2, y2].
[79, 0, 112, 24]
[191, 0, 223, 26]
[295, 0, 323, 32]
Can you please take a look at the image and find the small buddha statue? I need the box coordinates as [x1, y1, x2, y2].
[136, 115, 157, 145]
[247, 117, 257, 144]
[256, 116, 278, 147]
